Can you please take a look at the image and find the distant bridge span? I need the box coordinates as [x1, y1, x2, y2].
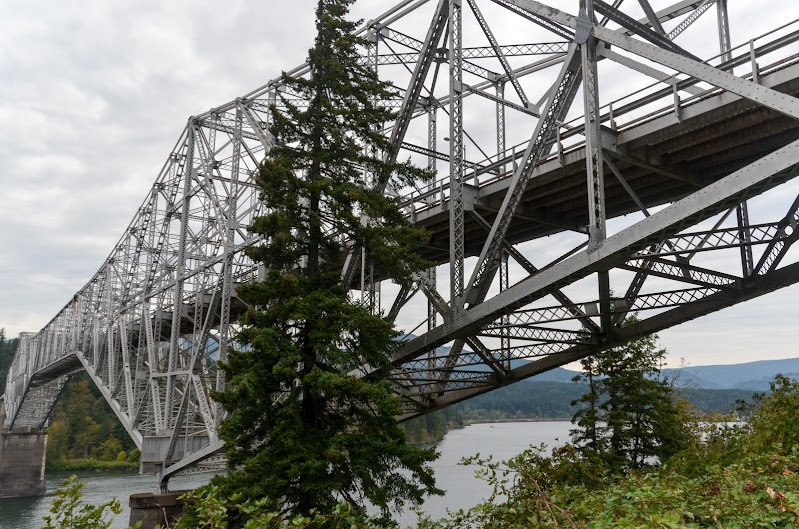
[5, 0, 799, 487]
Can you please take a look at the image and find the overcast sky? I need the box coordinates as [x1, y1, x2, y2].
[2, 0, 799, 369]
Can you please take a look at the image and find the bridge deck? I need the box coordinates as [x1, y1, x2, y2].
[412, 58, 799, 266]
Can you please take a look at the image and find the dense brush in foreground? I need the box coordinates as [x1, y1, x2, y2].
[419, 375, 799, 529]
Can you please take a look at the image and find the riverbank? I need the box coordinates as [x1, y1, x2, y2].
[46, 459, 139, 471]
[465, 417, 571, 424]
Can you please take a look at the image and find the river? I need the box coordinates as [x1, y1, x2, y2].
[0, 421, 572, 529]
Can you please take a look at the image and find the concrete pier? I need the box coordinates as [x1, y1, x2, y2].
[0, 428, 48, 499]
[129, 490, 191, 529]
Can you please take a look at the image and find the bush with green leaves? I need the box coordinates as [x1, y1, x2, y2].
[418, 375, 799, 528]
[41, 475, 124, 529]
[127, 447, 142, 463]
[178, 485, 382, 529]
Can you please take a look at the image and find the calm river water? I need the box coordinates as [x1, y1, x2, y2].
[0, 421, 572, 529]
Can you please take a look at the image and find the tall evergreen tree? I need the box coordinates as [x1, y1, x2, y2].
[570, 355, 603, 459]
[570, 317, 687, 471]
[211, 0, 439, 522]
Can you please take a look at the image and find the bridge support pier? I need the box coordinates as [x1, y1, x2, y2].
[129, 490, 191, 529]
[0, 428, 47, 499]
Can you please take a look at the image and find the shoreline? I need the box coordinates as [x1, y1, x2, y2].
[465, 417, 572, 424]
[46, 460, 139, 472]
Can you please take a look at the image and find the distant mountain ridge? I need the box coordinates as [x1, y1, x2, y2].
[661, 358, 799, 391]
[528, 358, 799, 391]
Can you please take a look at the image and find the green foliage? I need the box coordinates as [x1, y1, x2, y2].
[46, 374, 137, 467]
[747, 374, 799, 455]
[402, 407, 464, 445]
[179, 486, 380, 529]
[127, 448, 142, 463]
[451, 381, 752, 423]
[92, 435, 124, 461]
[45, 458, 139, 471]
[41, 475, 123, 529]
[571, 322, 688, 471]
[0, 327, 19, 395]
[458, 382, 586, 420]
[420, 376, 799, 528]
[211, 0, 438, 523]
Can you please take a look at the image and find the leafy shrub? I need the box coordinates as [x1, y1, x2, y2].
[41, 475, 123, 529]
[178, 485, 380, 528]
[419, 375, 799, 528]
[748, 374, 799, 455]
[92, 436, 123, 462]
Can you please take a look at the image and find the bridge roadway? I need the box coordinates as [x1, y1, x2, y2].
[4, 0, 799, 488]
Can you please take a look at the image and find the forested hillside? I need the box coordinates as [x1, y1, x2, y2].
[401, 406, 464, 444]
[45, 373, 139, 466]
[531, 359, 799, 390]
[458, 380, 755, 420]
[0, 328, 18, 395]
[402, 380, 756, 444]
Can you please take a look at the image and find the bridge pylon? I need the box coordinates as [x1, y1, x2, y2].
[0, 398, 47, 499]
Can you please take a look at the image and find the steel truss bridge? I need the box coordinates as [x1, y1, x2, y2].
[5, 0, 799, 488]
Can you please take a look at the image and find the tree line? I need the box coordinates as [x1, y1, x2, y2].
[401, 381, 756, 445]
[0, 328, 18, 395]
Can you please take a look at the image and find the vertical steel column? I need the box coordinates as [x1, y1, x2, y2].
[579, 0, 606, 251]
[215, 105, 243, 427]
[51, 317, 60, 365]
[80, 295, 91, 354]
[361, 31, 381, 313]
[717, 0, 731, 63]
[717, 0, 754, 276]
[736, 202, 755, 277]
[119, 315, 135, 413]
[208, 113, 217, 161]
[499, 251, 510, 369]
[92, 313, 100, 371]
[166, 125, 196, 432]
[360, 248, 378, 311]
[105, 264, 116, 384]
[428, 107, 437, 174]
[145, 299, 165, 433]
[448, 0, 465, 310]
[142, 185, 163, 433]
[496, 81, 507, 175]
[427, 106, 438, 334]
[580, 0, 612, 336]
[70, 297, 77, 352]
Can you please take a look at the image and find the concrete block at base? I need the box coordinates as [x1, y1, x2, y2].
[129, 490, 191, 529]
[0, 429, 47, 499]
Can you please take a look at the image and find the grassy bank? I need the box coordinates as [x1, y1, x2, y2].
[46, 458, 139, 471]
